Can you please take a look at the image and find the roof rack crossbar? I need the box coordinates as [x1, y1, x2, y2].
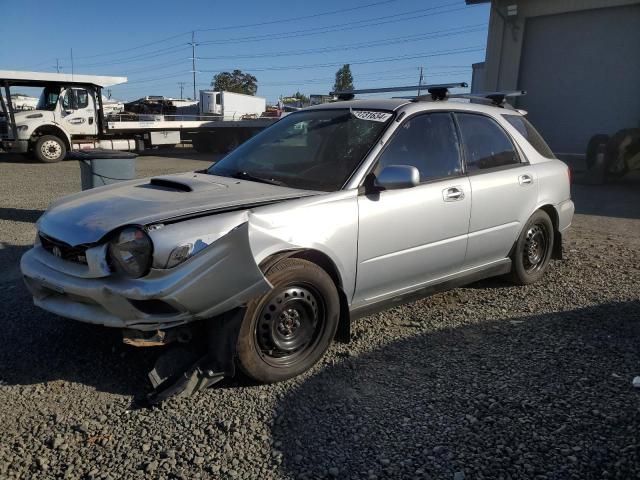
[451, 90, 526, 106]
[330, 82, 468, 100]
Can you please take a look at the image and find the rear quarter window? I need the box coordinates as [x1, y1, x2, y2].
[503, 114, 556, 159]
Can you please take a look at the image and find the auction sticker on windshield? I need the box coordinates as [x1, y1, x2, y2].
[352, 111, 393, 122]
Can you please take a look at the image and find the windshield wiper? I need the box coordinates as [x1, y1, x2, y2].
[232, 171, 288, 187]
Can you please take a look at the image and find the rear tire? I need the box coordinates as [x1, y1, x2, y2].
[237, 258, 340, 383]
[34, 135, 66, 163]
[509, 210, 554, 285]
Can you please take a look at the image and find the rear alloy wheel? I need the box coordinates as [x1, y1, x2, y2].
[237, 258, 339, 383]
[34, 135, 66, 163]
[509, 210, 554, 285]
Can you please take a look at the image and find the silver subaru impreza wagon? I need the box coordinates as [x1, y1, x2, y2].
[21, 89, 574, 400]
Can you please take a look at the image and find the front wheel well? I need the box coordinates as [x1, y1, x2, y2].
[260, 249, 351, 343]
[31, 126, 70, 150]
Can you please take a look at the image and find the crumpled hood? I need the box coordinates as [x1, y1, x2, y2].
[38, 172, 319, 245]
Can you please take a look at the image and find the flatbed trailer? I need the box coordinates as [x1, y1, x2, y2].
[0, 70, 278, 162]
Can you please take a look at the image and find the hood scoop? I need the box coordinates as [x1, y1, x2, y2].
[149, 177, 193, 192]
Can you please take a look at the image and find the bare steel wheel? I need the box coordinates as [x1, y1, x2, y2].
[237, 258, 340, 383]
[256, 285, 322, 367]
[34, 135, 66, 163]
[522, 224, 549, 273]
[509, 210, 554, 285]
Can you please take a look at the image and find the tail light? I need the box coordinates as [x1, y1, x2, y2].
[567, 165, 572, 184]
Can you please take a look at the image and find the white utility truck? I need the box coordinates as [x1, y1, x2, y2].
[0, 70, 276, 162]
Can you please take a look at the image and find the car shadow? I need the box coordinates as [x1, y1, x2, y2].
[0, 207, 44, 223]
[0, 252, 158, 396]
[270, 300, 640, 479]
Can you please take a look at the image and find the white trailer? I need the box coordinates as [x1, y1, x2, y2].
[0, 70, 277, 163]
[199, 90, 266, 120]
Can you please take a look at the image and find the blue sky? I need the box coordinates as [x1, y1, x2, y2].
[0, 0, 490, 103]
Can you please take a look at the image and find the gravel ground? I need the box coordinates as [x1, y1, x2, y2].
[0, 152, 638, 479]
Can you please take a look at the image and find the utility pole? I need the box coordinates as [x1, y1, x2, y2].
[55, 59, 60, 73]
[178, 82, 185, 99]
[189, 31, 197, 100]
[70, 48, 74, 81]
[417, 66, 424, 96]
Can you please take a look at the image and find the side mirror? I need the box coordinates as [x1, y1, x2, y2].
[374, 165, 420, 190]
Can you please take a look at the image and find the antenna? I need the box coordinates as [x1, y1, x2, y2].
[417, 66, 424, 97]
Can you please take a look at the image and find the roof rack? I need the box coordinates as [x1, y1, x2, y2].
[330, 82, 468, 101]
[450, 90, 526, 107]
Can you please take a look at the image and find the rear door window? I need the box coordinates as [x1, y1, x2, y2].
[502, 114, 556, 158]
[455, 113, 521, 171]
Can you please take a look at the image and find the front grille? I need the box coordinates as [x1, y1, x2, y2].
[39, 233, 88, 265]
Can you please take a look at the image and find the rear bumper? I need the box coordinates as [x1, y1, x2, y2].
[1, 139, 28, 153]
[20, 223, 271, 331]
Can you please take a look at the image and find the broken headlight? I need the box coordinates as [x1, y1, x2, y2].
[108, 227, 152, 278]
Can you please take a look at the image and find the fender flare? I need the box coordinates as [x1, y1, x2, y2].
[31, 124, 72, 150]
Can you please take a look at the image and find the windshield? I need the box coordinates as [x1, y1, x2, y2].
[207, 108, 393, 191]
[36, 86, 61, 111]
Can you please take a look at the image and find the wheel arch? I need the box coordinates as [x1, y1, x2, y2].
[510, 204, 562, 261]
[259, 248, 351, 343]
[31, 125, 71, 150]
[538, 204, 563, 260]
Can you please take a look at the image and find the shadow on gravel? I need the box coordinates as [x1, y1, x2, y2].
[0, 207, 44, 223]
[0, 278, 157, 396]
[272, 301, 640, 479]
[0, 153, 39, 164]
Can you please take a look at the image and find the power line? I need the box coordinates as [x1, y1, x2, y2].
[199, 46, 484, 73]
[69, 0, 397, 60]
[196, 0, 397, 32]
[197, 24, 486, 61]
[197, 2, 474, 46]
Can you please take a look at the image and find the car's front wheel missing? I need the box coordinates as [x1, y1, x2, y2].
[237, 258, 340, 383]
[509, 210, 554, 285]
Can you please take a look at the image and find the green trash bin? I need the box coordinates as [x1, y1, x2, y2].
[72, 149, 137, 190]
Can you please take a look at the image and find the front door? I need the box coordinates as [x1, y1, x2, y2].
[60, 88, 97, 137]
[454, 113, 538, 268]
[354, 112, 471, 306]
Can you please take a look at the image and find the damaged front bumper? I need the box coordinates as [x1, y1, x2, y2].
[20, 223, 271, 331]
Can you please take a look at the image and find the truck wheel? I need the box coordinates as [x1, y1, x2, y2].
[34, 135, 66, 163]
[236, 258, 340, 383]
[508, 210, 554, 286]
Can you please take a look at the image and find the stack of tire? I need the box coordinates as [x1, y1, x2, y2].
[586, 128, 640, 183]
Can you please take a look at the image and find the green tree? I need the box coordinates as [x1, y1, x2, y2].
[333, 64, 354, 93]
[212, 70, 258, 95]
[292, 91, 309, 105]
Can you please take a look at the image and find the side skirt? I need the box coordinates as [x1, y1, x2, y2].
[350, 259, 512, 320]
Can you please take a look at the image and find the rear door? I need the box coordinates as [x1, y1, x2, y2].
[454, 113, 537, 268]
[354, 112, 471, 305]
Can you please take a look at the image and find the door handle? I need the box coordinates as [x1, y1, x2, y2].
[443, 186, 465, 202]
[519, 174, 533, 185]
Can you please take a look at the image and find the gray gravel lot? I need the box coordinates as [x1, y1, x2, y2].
[0, 151, 639, 479]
